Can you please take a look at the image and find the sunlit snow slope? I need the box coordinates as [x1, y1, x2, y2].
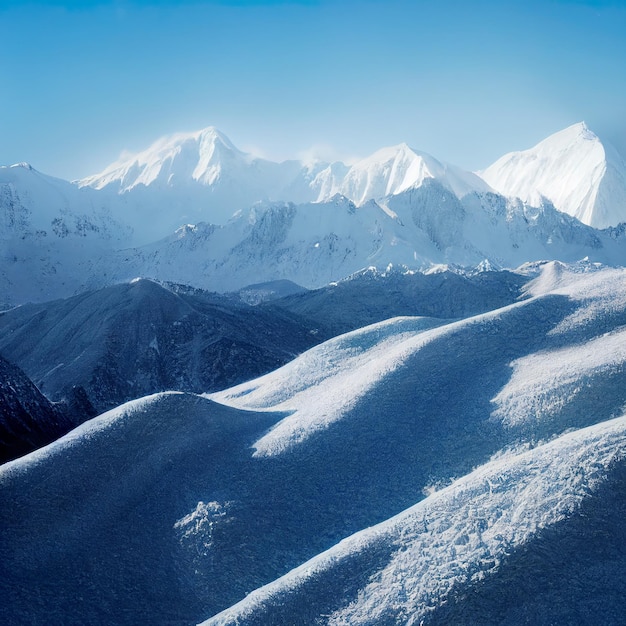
[314, 142, 492, 204]
[479, 122, 626, 228]
[78, 126, 329, 239]
[204, 414, 626, 626]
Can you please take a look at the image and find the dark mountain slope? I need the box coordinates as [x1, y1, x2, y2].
[0, 279, 324, 413]
[264, 267, 529, 336]
[0, 355, 75, 463]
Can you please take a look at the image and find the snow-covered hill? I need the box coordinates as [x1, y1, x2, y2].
[479, 122, 626, 228]
[3, 263, 626, 625]
[204, 414, 626, 626]
[0, 269, 528, 415]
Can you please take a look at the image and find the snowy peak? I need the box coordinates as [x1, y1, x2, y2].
[7, 162, 34, 171]
[320, 142, 491, 204]
[80, 127, 492, 208]
[479, 122, 626, 228]
[193, 126, 248, 185]
[76, 127, 332, 235]
[79, 126, 251, 191]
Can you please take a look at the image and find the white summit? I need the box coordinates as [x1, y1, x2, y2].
[479, 122, 626, 229]
[77, 126, 327, 232]
[309, 142, 492, 204]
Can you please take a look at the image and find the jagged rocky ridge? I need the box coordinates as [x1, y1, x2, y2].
[264, 265, 530, 336]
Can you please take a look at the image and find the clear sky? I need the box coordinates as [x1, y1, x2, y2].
[1, 0, 625, 180]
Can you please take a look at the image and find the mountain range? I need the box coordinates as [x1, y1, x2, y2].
[3, 121, 626, 624]
[0, 268, 528, 416]
[77, 122, 626, 233]
[0, 279, 326, 413]
[2, 122, 626, 306]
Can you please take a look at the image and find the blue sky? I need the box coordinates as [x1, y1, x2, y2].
[1, 0, 625, 179]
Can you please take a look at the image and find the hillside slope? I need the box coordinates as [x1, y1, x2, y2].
[2, 264, 626, 624]
[0, 279, 323, 413]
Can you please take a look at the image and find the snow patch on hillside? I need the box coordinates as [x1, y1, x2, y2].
[523, 262, 626, 334]
[492, 328, 626, 428]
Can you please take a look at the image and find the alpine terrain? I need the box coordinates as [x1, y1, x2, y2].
[479, 122, 626, 229]
[2, 123, 626, 305]
[2, 123, 626, 625]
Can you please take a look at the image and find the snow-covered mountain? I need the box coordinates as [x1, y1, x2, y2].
[3, 124, 626, 307]
[78, 127, 330, 240]
[0, 279, 323, 413]
[78, 127, 491, 216]
[80, 127, 257, 192]
[0, 162, 129, 242]
[318, 142, 492, 204]
[77, 127, 497, 245]
[0, 163, 134, 306]
[100, 186, 624, 295]
[479, 122, 626, 228]
[3, 262, 626, 625]
[2, 182, 624, 307]
[4, 121, 626, 626]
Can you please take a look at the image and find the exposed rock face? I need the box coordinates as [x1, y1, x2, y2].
[0, 355, 76, 463]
